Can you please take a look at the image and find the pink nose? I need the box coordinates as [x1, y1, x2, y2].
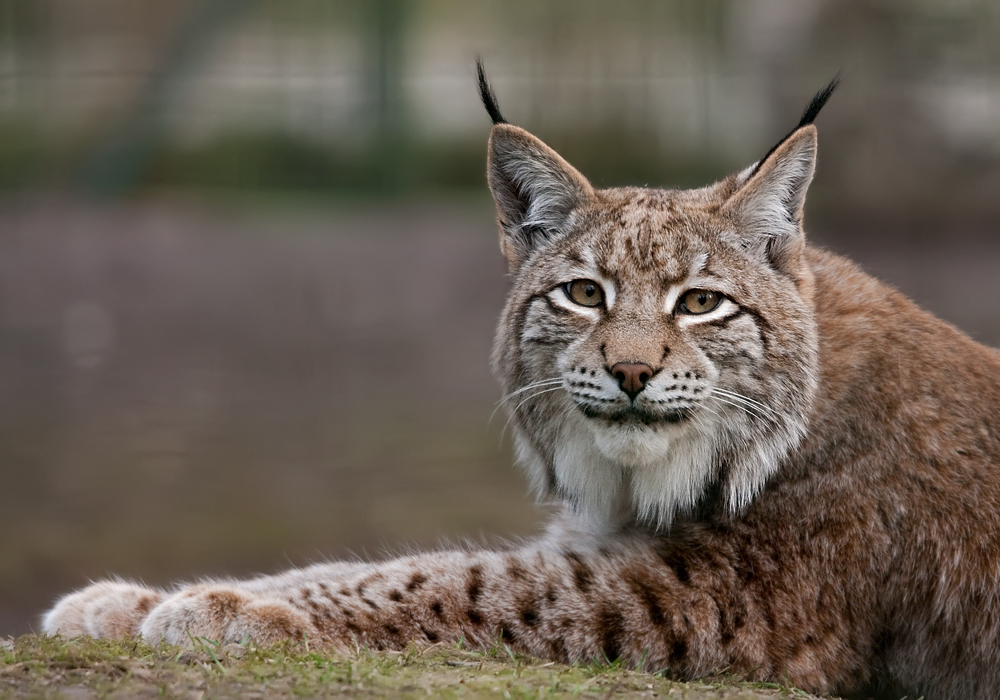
[611, 362, 654, 400]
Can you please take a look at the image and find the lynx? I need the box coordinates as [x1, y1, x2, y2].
[41, 65, 1000, 700]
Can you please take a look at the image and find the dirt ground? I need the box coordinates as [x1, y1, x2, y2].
[2, 191, 1000, 643]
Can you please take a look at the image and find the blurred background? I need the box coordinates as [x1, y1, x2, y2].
[3, 0, 1000, 636]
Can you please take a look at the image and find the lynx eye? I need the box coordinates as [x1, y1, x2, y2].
[564, 279, 605, 307]
[680, 289, 721, 315]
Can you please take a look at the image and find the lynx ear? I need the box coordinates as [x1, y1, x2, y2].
[720, 76, 837, 276]
[487, 125, 594, 269]
[720, 125, 817, 276]
[477, 60, 594, 269]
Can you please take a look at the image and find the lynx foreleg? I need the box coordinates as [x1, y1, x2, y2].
[130, 540, 733, 679]
[295, 542, 728, 675]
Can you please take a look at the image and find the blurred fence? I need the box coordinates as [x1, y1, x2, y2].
[0, 0, 999, 219]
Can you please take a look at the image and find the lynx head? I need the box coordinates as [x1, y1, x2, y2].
[482, 63, 835, 531]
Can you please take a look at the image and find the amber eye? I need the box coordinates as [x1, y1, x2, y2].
[679, 289, 721, 315]
[564, 279, 605, 307]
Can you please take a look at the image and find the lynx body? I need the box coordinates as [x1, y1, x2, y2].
[42, 74, 1000, 700]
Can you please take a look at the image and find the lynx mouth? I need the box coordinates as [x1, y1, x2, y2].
[577, 403, 691, 426]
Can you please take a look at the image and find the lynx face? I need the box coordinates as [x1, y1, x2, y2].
[489, 128, 821, 529]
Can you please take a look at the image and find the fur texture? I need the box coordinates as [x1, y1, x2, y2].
[41, 82, 1000, 700]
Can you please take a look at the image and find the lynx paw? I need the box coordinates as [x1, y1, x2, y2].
[139, 585, 320, 647]
[42, 581, 164, 638]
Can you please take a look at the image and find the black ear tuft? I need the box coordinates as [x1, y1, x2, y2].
[752, 74, 839, 177]
[477, 58, 506, 125]
[796, 73, 840, 129]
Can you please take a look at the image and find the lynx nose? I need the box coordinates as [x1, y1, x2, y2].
[611, 362, 654, 401]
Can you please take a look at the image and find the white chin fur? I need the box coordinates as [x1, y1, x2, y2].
[589, 421, 678, 468]
[545, 411, 718, 531]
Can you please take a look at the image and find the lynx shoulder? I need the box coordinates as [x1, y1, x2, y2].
[42, 69, 1000, 700]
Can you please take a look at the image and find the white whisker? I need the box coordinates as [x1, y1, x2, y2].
[499, 386, 563, 442]
[511, 386, 562, 416]
[496, 378, 563, 404]
[696, 401, 724, 421]
[710, 388, 776, 416]
[710, 389, 776, 419]
[490, 378, 563, 422]
[710, 393, 771, 422]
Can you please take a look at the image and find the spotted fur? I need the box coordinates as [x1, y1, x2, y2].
[41, 84, 1000, 700]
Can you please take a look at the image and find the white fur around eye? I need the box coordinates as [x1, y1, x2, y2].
[598, 277, 616, 309]
[548, 273, 616, 317]
[663, 283, 685, 315]
[675, 298, 739, 327]
[549, 289, 603, 319]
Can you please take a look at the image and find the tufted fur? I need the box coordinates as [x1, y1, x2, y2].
[41, 78, 1000, 700]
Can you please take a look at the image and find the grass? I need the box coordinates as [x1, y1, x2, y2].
[0, 634, 830, 699]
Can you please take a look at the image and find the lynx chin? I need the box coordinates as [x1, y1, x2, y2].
[42, 64, 1000, 700]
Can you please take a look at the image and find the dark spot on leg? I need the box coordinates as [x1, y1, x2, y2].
[466, 609, 483, 625]
[734, 560, 753, 584]
[421, 626, 439, 642]
[521, 608, 538, 626]
[388, 590, 403, 602]
[407, 573, 427, 592]
[762, 603, 776, 631]
[363, 598, 379, 610]
[507, 559, 527, 581]
[467, 565, 484, 603]
[501, 627, 516, 643]
[628, 575, 665, 626]
[564, 551, 593, 593]
[670, 639, 688, 664]
[718, 606, 734, 646]
[341, 607, 353, 618]
[734, 609, 746, 629]
[599, 609, 624, 662]
[345, 621, 361, 635]
[655, 545, 691, 585]
[431, 600, 444, 619]
[549, 636, 569, 662]
[135, 596, 156, 616]
[384, 623, 399, 636]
